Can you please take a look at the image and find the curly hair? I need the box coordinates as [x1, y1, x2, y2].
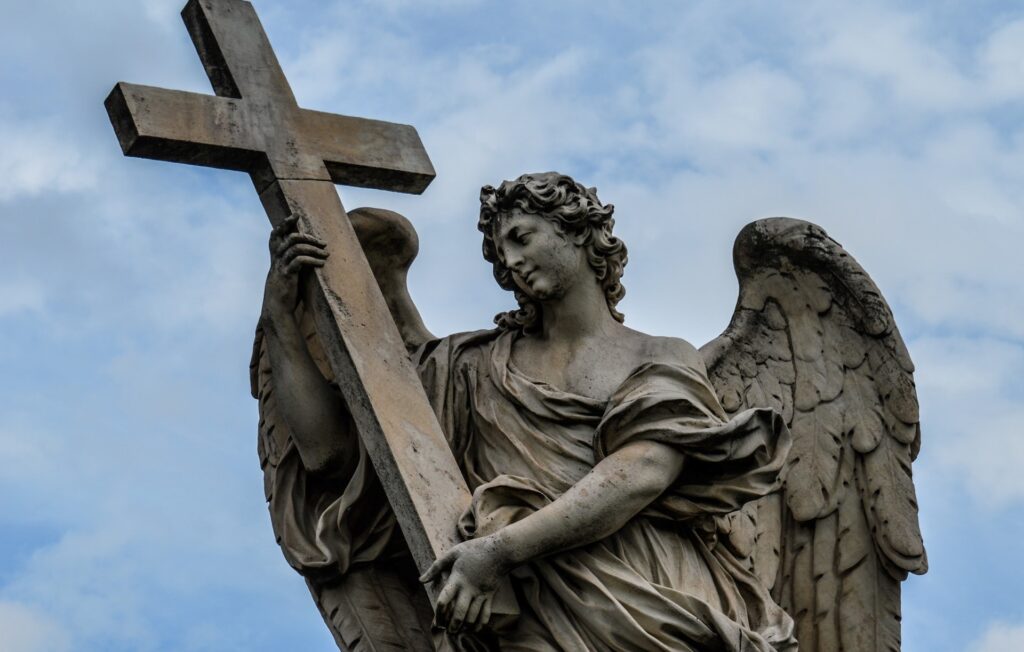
[478, 172, 628, 332]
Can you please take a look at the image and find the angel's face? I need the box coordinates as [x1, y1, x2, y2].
[494, 209, 586, 302]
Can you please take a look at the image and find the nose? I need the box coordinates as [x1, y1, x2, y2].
[503, 247, 525, 271]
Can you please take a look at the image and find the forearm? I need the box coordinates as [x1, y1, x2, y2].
[263, 308, 355, 476]
[497, 441, 684, 566]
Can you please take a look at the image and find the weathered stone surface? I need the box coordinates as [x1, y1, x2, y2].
[257, 173, 799, 649]
[108, 3, 927, 650]
[105, 0, 470, 600]
[106, 1, 433, 193]
[702, 218, 927, 652]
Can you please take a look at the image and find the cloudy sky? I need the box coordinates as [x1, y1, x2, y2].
[2, 0, 1023, 650]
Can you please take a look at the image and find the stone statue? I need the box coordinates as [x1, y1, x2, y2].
[252, 174, 926, 651]
[103, 1, 926, 649]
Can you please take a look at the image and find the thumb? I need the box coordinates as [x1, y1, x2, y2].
[419, 551, 455, 584]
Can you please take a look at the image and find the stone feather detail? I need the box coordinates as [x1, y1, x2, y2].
[701, 218, 927, 652]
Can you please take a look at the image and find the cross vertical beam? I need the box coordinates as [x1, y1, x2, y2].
[105, 0, 469, 601]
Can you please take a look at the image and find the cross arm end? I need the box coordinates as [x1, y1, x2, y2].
[105, 82, 143, 157]
[104, 82, 264, 173]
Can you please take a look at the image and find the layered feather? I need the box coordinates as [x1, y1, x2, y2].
[701, 218, 927, 652]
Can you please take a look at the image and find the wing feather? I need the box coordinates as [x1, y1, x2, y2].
[812, 510, 840, 652]
[316, 564, 435, 652]
[701, 217, 926, 652]
[836, 480, 902, 652]
[750, 493, 783, 590]
[787, 402, 844, 520]
[844, 364, 886, 454]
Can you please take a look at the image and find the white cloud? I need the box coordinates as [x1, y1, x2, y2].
[970, 622, 1024, 652]
[0, 278, 45, 317]
[807, 5, 971, 109]
[978, 19, 1024, 103]
[0, 602, 70, 652]
[366, 0, 483, 12]
[913, 336, 1024, 508]
[0, 424, 64, 489]
[650, 61, 806, 154]
[0, 117, 97, 201]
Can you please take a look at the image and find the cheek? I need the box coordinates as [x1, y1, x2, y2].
[529, 241, 580, 294]
[550, 239, 582, 278]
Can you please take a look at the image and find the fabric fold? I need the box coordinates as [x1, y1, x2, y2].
[595, 362, 791, 521]
[268, 327, 797, 650]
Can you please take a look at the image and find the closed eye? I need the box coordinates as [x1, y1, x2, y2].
[504, 226, 531, 245]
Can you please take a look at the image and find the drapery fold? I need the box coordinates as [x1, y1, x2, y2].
[269, 328, 796, 650]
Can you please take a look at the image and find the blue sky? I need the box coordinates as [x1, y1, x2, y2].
[2, 1, 1023, 650]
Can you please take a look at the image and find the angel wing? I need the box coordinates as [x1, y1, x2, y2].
[250, 207, 435, 651]
[700, 218, 927, 652]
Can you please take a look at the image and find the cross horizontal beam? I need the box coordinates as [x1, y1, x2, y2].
[106, 82, 434, 193]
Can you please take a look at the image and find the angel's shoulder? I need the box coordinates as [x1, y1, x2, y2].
[627, 329, 707, 374]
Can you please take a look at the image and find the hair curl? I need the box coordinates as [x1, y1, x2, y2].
[478, 172, 628, 332]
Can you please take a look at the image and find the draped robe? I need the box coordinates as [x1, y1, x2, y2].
[269, 328, 798, 651]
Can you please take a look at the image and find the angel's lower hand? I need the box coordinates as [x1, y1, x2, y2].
[420, 534, 512, 633]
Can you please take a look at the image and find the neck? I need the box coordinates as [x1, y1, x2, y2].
[538, 276, 619, 342]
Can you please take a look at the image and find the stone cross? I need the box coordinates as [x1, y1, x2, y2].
[105, 0, 471, 601]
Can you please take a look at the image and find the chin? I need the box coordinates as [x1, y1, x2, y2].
[527, 281, 566, 302]
[515, 272, 566, 302]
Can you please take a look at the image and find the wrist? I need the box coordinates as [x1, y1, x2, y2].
[491, 527, 527, 569]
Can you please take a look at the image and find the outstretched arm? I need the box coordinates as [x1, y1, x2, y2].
[422, 439, 684, 632]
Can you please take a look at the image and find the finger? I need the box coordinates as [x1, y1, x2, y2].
[285, 229, 325, 244]
[284, 256, 327, 275]
[448, 591, 474, 633]
[420, 552, 454, 583]
[282, 243, 329, 263]
[475, 596, 492, 632]
[271, 214, 299, 240]
[278, 231, 327, 252]
[463, 595, 483, 630]
[420, 559, 444, 584]
[275, 235, 324, 258]
[281, 233, 326, 248]
[280, 243, 327, 264]
[435, 582, 458, 626]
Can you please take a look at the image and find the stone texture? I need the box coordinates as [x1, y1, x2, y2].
[107, 3, 927, 649]
[105, 0, 473, 605]
[701, 218, 927, 652]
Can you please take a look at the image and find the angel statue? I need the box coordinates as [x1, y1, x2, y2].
[251, 172, 926, 651]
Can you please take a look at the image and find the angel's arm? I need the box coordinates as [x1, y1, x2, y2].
[498, 341, 703, 561]
[501, 439, 684, 562]
[422, 439, 684, 631]
[260, 209, 433, 476]
[261, 215, 356, 477]
[497, 339, 705, 563]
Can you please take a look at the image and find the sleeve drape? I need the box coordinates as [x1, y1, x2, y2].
[595, 362, 791, 521]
